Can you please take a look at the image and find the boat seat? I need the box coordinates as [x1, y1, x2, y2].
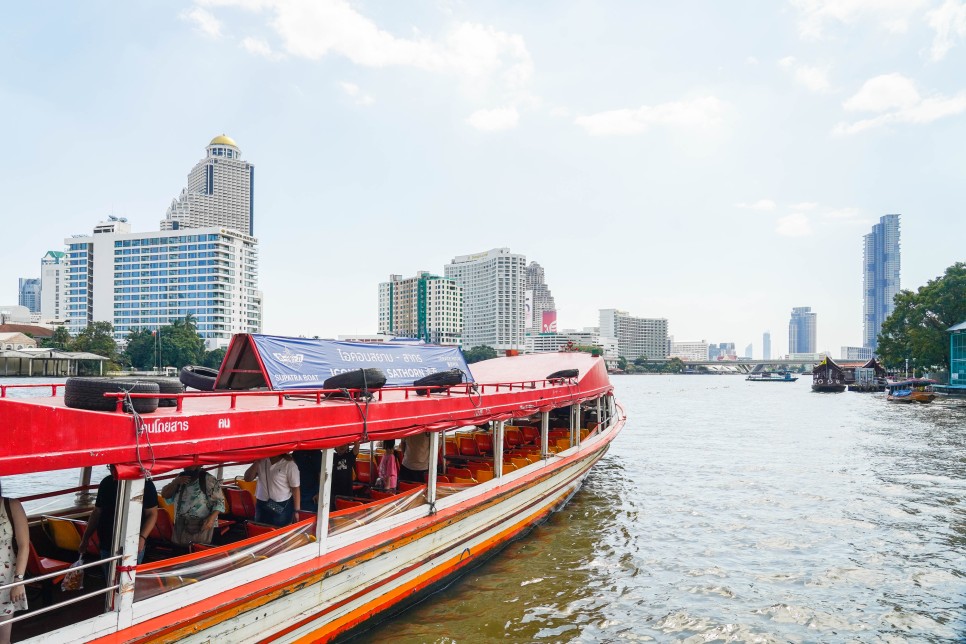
[437, 475, 450, 483]
[334, 498, 364, 511]
[444, 439, 459, 458]
[156, 494, 176, 522]
[457, 435, 480, 457]
[465, 462, 492, 476]
[475, 470, 494, 483]
[451, 476, 477, 485]
[555, 438, 571, 451]
[225, 488, 257, 521]
[26, 542, 71, 606]
[245, 521, 276, 539]
[44, 516, 82, 551]
[149, 507, 175, 542]
[474, 433, 494, 455]
[510, 457, 530, 469]
[370, 489, 395, 501]
[354, 460, 376, 485]
[502, 462, 516, 473]
[503, 429, 524, 448]
[521, 427, 540, 444]
[233, 477, 257, 496]
[398, 481, 424, 492]
[295, 510, 315, 522]
[447, 467, 472, 479]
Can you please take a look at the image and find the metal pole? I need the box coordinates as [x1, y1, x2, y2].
[426, 431, 440, 510]
[316, 449, 333, 554]
[493, 421, 504, 478]
[540, 411, 549, 459]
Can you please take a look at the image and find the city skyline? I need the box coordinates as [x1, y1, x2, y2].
[3, 2, 965, 355]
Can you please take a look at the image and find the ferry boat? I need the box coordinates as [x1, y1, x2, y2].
[0, 334, 624, 643]
[885, 378, 937, 404]
[745, 371, 798, 383]
[811, 357, 847, 393]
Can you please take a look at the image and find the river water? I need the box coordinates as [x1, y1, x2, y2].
[3, 375, 965, 642]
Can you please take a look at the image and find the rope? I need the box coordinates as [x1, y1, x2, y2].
[122, 382, 156, 479]
[347, 369, 373, 443]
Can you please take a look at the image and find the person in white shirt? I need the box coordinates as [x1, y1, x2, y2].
[244, 454, 301, 526]
[399, 432, 431, 483]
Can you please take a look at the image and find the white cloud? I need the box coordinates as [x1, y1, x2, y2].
[198, 0, 532, 98]
[926, 0, 966, 61]
[776, 213, 812, 237]
[549, 106, 571, 118]
[180, 7, 223, 38]
[823, 207, 862, 219]
[241, 36, 280, 59]
[735, 199, 777, 211]
[573, 96, 726, 136]
[836, 73, 966, 133]
[789, 202, 818, 210]
[778, 57, 830, 92]
[746, 56, 759, 65]
[466, 106, 519, 131]
[339, 81, 375, 106]
[791, 0, 928, 39]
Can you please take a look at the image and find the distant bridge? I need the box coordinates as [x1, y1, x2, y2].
[680, 359, 818, 374]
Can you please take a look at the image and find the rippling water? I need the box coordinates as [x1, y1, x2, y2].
[366, 375, 966, 643]
[4, 376, 965, 641]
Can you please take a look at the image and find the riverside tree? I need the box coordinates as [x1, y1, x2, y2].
[877, 262, 966, 373]
[123, 315, 207, 371]
[463, 345, 498, 363]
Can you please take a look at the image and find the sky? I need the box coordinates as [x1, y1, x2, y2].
[2, 0, 965, 357]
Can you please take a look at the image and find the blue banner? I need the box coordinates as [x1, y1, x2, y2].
[250, 335, 474, 390]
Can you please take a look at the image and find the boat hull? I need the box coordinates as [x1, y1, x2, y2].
[811, 384, 846, 392]
[82, 422, 621, 644]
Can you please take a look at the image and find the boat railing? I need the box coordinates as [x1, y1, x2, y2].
[0, 383, 65, 397]
[0, 555, 122, 628]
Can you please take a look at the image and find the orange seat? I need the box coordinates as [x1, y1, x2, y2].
[72, 521, 101, 556]
[234, 477, 256, 496]
[475, 470, 494, 482]
[452, 476, 477, 485]
[225, 488, 256, 521]
[156, 494, 176, 522]
[465, 462, 491, 477]
[474, 433, 493, 455]
[502, 461, 517, 473]
[457, 435, 480, 457]
[437, 475, 450, 483]
[398, 481, 424, 492]
[555, 438, 571, 451]
[150, 507, 175, 542]
[444, 439, 459, 458]
[511, 457, 530, 469]
[447, 467, 472, 479]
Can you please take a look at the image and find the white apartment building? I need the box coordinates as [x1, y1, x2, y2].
[841, 346, 873, 361]
[525, 261, 556, 332]
[445, 248, 526, 352]
[65, 219, 262, 348]
[599, 308, 669, 360]
[525, 328, 619, 368]
[669, 339, 710, 361]
[377, 272, 463, 345]
[40, 250, 67, 322]
[162, 135, 255, 236]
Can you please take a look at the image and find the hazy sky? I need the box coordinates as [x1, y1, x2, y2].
[3, 1, 965, 356]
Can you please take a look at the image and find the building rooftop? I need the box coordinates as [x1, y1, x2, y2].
[209, 134, 238, 147]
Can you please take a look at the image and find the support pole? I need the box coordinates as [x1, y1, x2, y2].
[114, 477, 144, 624]
[494, 421, 504, 478]
[316, 448, 333, 554]
[571, 404, 579, 448]
[596, 398, 602, 434]
[540, 411, 549, 459]
[426, 431, 440, 510]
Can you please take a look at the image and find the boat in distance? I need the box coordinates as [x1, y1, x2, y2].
[746, 371, 798, 382]
[886, 378, 937, 404]
[0, 334, 624, 643]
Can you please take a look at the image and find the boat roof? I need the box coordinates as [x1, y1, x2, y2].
[0, 348, 611, 479]
[887, 378, 936, 386]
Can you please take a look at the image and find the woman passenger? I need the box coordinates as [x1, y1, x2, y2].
[0, 481, 28, 644]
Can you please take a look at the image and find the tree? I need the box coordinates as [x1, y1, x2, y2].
[877, 263, 966, 371]
[41, 326, 72, 350]
[157, 315, 206, 370]
[124, 329, 158, 370]
[202, 347, 227, 369]
[72, 322, 120, 363]
[463, 345, 498, 363]
[617, 356, 628, 371]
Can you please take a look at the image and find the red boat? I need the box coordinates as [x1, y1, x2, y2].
[0, 335, 624, 643]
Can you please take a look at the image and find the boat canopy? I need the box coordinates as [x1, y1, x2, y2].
[215, 334, 474, 391]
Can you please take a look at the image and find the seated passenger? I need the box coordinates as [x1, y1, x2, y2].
[79, 465, 159, 564]
[330, 443, 359, 510]
[160, 464, 225, 546]
[244, 454, 300, 526]
[292, 450, 322, 513]
[1, 480, 28, 644]
[375, 440, 398, 492]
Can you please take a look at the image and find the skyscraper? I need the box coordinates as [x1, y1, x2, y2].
[18, 278, 40, 313]
[525, 262, 556, 333]
[763, 331, 771, 360]
[378, 272, 463, 345]
[863, 214, 900, 351]
[445, 248, 526, 351]
[599, 309, 668, 360]
[788, 307, 817, 354]
[40, 250, 67, 321]
[162, 135, 255, 236]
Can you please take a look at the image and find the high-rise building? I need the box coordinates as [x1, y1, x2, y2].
[65, 219, 261, 348]
[669, 339, 710, 361]
[708, 342, 737, 361]
[763, 331, 771, 360]
[525, 262, 556, 333]
[744, 343, 753, 359]
[841, 346, 873, 361]
[599, 309, 668, 360]
[378, 272, 463, 345]
[863, 214, 900, 351]
[445, 248, 526, 351]
[40, 250, 67, 321]
[18, 278, 41, 313]
[162, 135, 255, 236]
[789, 306, 817, 354]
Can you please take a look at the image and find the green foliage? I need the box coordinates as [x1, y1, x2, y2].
[124, 329, 157, 370]
[71, 322, 120, 363]
[877, 262, 966, 371]
[617, 356, 628, 371]
[121, 315, 208, 371]
[41, 326, 72, 350]
[628, 357, 685, 373]
[202, 348, 227, 369]
[463, 345, 499, 363]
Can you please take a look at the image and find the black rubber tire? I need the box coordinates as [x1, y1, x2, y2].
[323, 369, 387, 397]
[180, 365, 218, 392]
[546, 368, 579, 382]
[118, 378, 184, 407]
[64, 377, 160, 414]
[413, 368, 465, 395]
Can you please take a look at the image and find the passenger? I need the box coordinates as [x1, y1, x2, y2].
[79, 466, 159, 565]
[375, 440, 398, 491]
[330, 443, 359, 510]
[160, 464, 225, 546]
[0, 481, 28, 644]
[244, 454, 300, 526]
[292, 450, 322, 513]
[399, 433, 430, 483]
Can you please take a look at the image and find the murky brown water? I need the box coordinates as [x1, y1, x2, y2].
[5, 376, 966, 642]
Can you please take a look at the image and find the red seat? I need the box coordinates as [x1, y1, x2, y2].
[73, 521, 101, 556]
[149, 507, 175, 542]
[245, 521, 276, 539]
[504, 428, 524, 448]
[444, 439, 459, 458]
[474, 433, 493, 456]
[466, 462, 492, 477]
[370, 489, 395, 500]
[225, 488, 256, 520]
[521, 426, 539, 445]
[296, 510, 315, 522]
[27, 542, 71, 605]
[354, 460, 375, 485]
[398, 481, 423, 492]
[334, 498, 363, 511]
[457, 435, 480, 457]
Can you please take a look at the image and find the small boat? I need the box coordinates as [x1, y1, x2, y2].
[886, 378, 937, 403]
[0, 334, 624, 643]
[746, 371, 798, 382]
[812, 357, 847, 392]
